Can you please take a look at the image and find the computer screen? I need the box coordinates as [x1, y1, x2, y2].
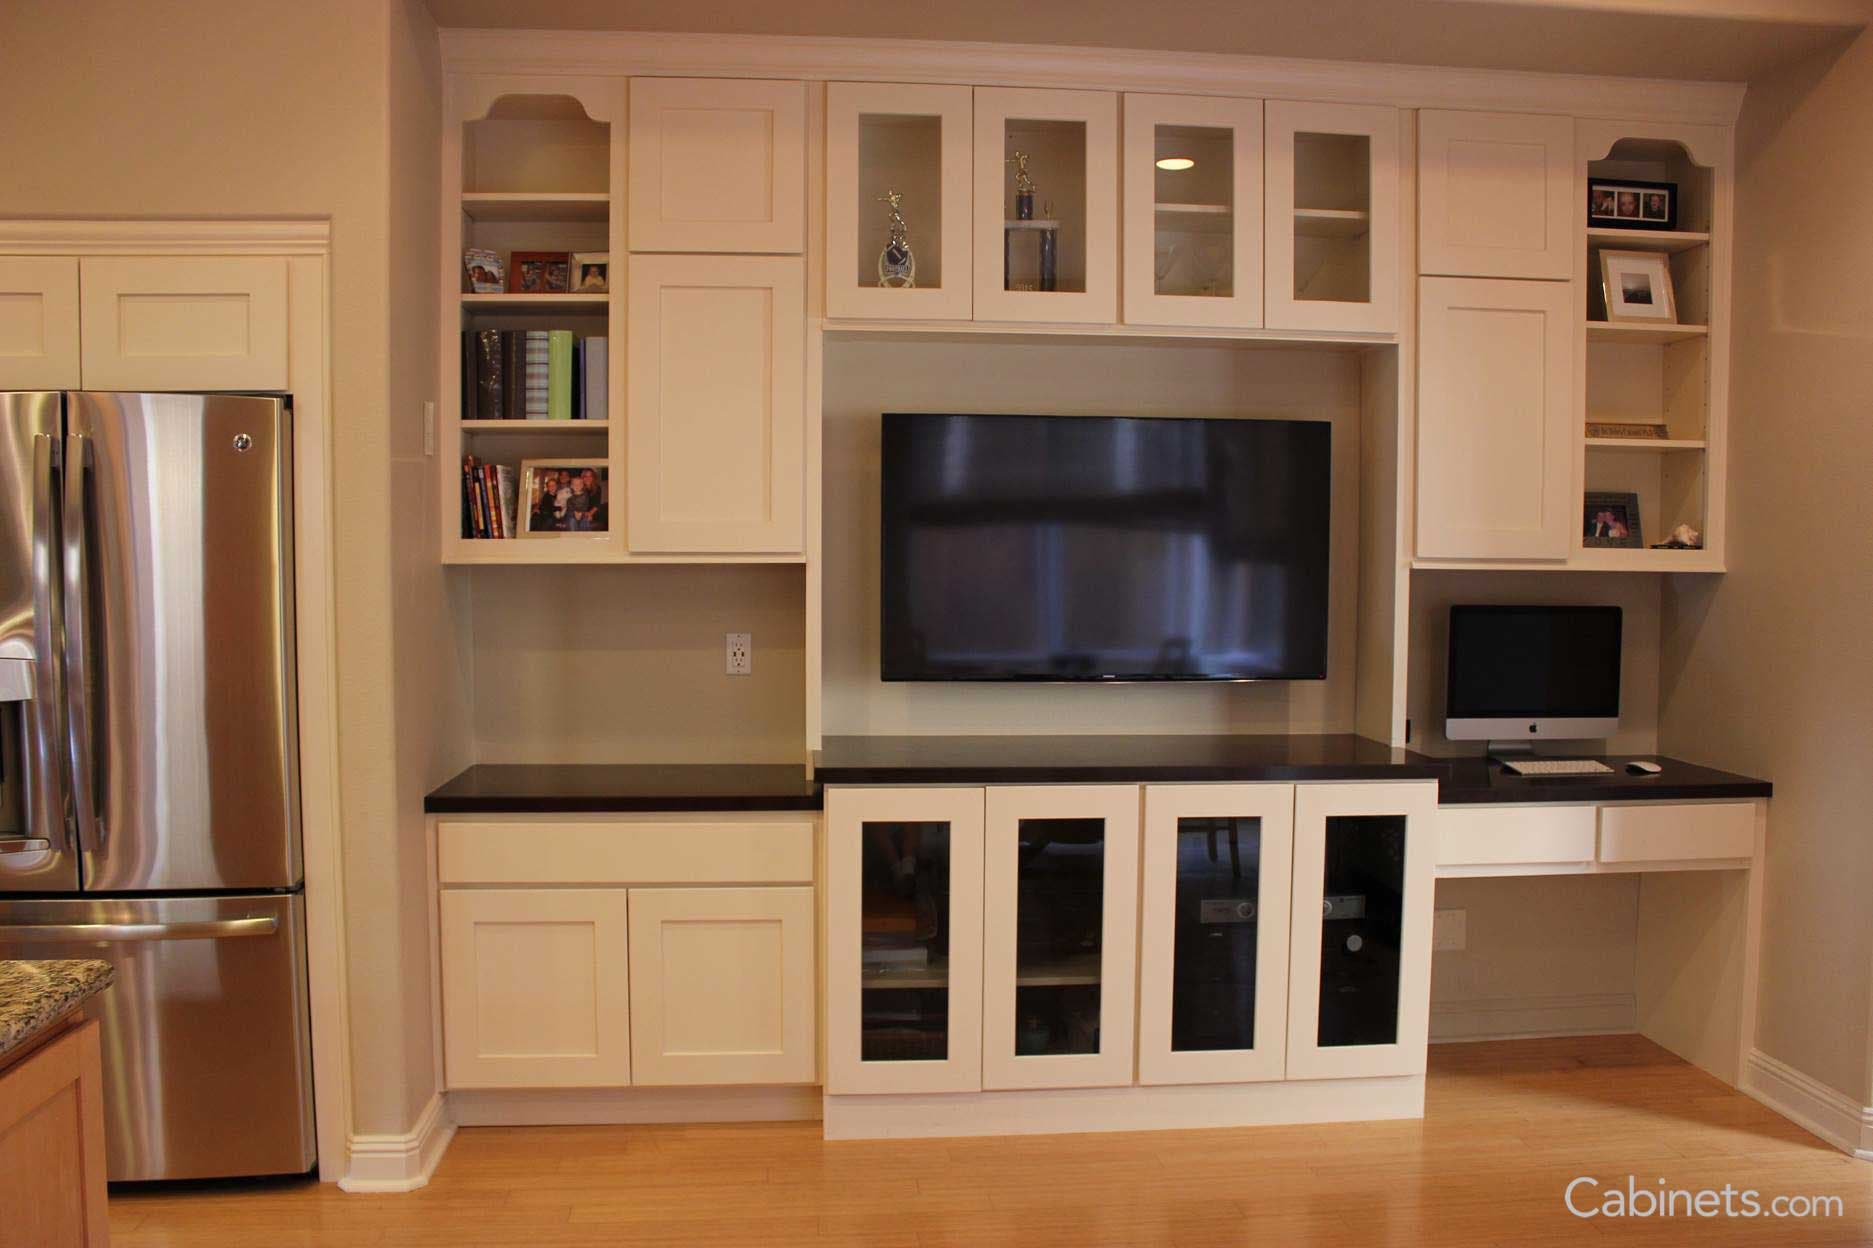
[1445, 605, 1622, 738]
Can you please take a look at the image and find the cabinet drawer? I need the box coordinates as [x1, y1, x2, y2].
[1598, 803, 1755, 863]
[438, 818, 814, 886]
[1439, 805, 1596, 866]
[79, 257, 288, 390]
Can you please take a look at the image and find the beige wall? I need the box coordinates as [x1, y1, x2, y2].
[821, 338, 1364, 737]
[1661, 31, 1873, 1105]
[0, 0, 471, 1136]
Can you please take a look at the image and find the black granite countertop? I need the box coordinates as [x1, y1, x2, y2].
[1437, 755, 1773, 805]
[813, 734, 1449, 785]
[424, 763, 820, 814]
[0, 960, 114, 1062]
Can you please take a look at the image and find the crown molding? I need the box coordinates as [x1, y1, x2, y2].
[438, 29, 1745, 126]
[0, 218, 332, 256]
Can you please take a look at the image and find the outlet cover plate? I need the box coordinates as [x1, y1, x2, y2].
[726, 633, 752, 676]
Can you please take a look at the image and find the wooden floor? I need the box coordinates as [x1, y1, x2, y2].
[109, 1036, 1872, 1247]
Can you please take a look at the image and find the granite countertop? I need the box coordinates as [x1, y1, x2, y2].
[1437, 755, 1773, 805]
[0, 960, 115, 1062]
[425, 763, 821, 814]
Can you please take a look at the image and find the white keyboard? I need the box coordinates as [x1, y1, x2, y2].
[1501, 758, 1616, 777]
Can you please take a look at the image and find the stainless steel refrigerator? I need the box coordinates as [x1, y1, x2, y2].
[0, 392, 314, 1181]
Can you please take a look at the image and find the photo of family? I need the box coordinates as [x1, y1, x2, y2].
[508, 250, 571, 294]
[520, 460, 608, 536]
[1583, 492, 1643, 549]
[1588, 180, 1676, 231]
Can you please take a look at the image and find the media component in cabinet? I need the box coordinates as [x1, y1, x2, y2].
[1417, 110, 1574, 281]
[628, 78, 806, 254]
[1287, 782, 1437, 1080]
[1121, 94, 1264, 330]
[1138, 784, 1293, 1085]
[982, 785, 1139, 1090]
[1265, 101, 1400, 334]
[825, 787, 985, 1095]
[826, 82, 973, 321]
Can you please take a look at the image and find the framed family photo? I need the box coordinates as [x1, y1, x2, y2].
[571, 252, 610, 293]
[1599, 249, 1677, 324]
[1584, 491, 1643, 549]
[1588, 178, 1676, 231]
[508, 250, 571, 294]
[520, 459, 609, 537]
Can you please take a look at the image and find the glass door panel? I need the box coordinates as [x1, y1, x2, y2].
[1139, 784, 1292, 1086]
[826, 787, 984, 1095]
[1316, 814, 1406, 1048]
[1291, 132, 1372, 306]
[1265, 100, 1399, 334]
[984, 785, 1139, 1089]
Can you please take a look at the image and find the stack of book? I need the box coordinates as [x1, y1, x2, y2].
[461, 329, 607, 421]
[460, 456, 518, 540]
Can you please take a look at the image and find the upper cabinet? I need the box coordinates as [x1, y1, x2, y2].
[1418, 110, 1575, 280]
[628, 78, 806, 253]
[1122, 94, 1265, 330]
[826, 83, 973, 321]
[79, 257, 288, 391]
[1265, 101, 1400, 334]
[973, 88, 1119, 325]
[0, 257, 80, 390]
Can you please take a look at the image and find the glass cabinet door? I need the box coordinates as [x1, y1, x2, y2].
[1265, 100, 1400, 334]
[825, 787, 985, 1095]
[1287, 782, 1438, 1080]
[825, 82, 973, 322]
[1137, 784, 1293, 1085]
[972, 88, 1118, 325]
[982, 785, 1139, 1090]
[1121, 94, 1264, 330]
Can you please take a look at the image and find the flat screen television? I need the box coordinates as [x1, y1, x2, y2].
[880, 412, 1332, 682]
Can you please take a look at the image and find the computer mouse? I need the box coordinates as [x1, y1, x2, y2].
[1626, 761, 1663, 775]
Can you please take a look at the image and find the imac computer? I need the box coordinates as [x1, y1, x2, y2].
[1445, 605, 1622, 775]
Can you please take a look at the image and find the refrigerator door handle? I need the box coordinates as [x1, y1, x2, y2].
[0, 838, 53, 855]
[61, 431, 103, 856]
[29, 432, 71, 848]
[0, 915, 280, 943]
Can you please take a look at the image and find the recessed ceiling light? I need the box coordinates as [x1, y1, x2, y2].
[1156, 157, 1195, 171]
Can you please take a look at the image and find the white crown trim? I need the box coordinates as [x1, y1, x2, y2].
[0, 218, 332, 255]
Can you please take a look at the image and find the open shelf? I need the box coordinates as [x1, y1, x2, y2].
[1586, 227, 1710, 254]
[461, 292, 609, 314]
[1586, 321, 1708, 345]
[863, 959, 950, 991]
[461, 419, 609, 435]
[1585, 436, 1707, 452]
[1295, 207, 1371, 239]
[461, 192, 610, 222]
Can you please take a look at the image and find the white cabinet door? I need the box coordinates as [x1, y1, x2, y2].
[1122, 94, 1264, 330]
[973, 88, 1119, 325]
[628, 78, 805, 253]
[440, 888, 632, 1089]
[983, 785, 1139, 1090]
[0, 257, 80, 389]
[1287, 782, 1438, 1081]
[826, 82, 973, 321]
[825, 787, 986, 1095]
[627, 886, 817, 1086]
[1265, 101, 1400, 334]
[1417, 276, 1575, 560]
[79, 257, 288, 391]
[1419, 110, 1574, 280]
[1138, 784, 1293, 1086]
[626, 254, 805, 553]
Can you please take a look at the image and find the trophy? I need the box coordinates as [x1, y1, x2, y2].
[1007, 150, 1036, 220]
[1003, 150, 1058, 292]
[876, 189, 916, 289]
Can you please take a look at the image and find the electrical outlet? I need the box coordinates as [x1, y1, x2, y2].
[1433, 908, 1468, 952]
[726, 633, 752, 676]
[422, 400, 436, 457]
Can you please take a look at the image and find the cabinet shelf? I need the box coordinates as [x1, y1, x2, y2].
[1156, 203, 1232, 236]
[1587, 227, 1710, 254]
[1294, 208, 1370, 239]
[462, 419, 609, 435]
[1586, 320, 1708, 345]
[461, 192, 610, 222]
[461, 293, 609, 313]
[1585, 436, 1706, 452]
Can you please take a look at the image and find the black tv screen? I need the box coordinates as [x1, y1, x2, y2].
[880, 413, 1331, 682]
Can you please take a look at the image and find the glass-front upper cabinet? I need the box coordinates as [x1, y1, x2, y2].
[1121, 94, 1264, 330]
[973, 88, 1118, 325]
[825, 787, 985, 1095]
[1286, 782, 1438, 1080]
[1137, 784, 1293, 1085]
[982, 786, 1139, 1090]
[825, 83, 973, 322]
[1265, 101, 1400, 334]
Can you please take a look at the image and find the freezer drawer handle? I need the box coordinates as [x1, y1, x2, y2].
[0, 916, 280, 942]
[0, 838, 52, 855]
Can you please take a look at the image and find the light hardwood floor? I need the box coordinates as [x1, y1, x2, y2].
[108, 1035, 1872, 1247]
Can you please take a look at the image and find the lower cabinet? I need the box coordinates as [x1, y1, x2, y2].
[0, 1019, 109, 1248]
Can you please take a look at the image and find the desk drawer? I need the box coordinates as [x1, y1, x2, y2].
[439, 818, 815, 886]
[1438, 805, 1596, 866]
[1597, 803, 1755, 864]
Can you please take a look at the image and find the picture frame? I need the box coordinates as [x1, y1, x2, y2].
[463, 248, 504, 294]
[1588, 178, 1677, 232]
[508, 251, 571, 295]
[1599, 249, 1677, 324]
[571, 252, 610, 294]
[1584, 491, 1643, 549]
[519, 459, 609, 537]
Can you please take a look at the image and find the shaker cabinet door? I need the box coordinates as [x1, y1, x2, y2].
[78, 256, 288, 391]
[0, 257, 80, 389]
[1418, 110, 1574, 280]
[1264, 100, 1400, 334]
[628, 78, 805, 254]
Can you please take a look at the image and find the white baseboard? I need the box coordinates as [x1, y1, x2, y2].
[1429, 992, 1637, 1043]
[1742, 1049, 1873, 1160]
[339, 1092, 456, 1193]
[449, 1084, 822, 1127]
